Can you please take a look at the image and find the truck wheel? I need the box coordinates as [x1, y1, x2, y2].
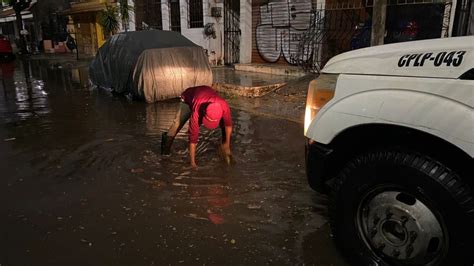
[329, 150, 473, 265]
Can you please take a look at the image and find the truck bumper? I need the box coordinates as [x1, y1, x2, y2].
[305, 139, 334, 193]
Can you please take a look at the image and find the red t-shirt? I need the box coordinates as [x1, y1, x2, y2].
[181, 86, 232, 144]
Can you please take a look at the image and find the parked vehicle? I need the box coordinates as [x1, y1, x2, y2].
[304, 36, 473, 265]
[0, 35, 15, 62]
[89, 30, 212, 103]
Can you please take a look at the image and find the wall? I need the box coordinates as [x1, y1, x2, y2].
[468, 1, 474, 35]
[154, 0, 252, 65]
[161, 0, 170, 30]
[158, 0, 229, 65]
[71, 13, 99, 55]
[178, 0, 224, 65]
[240, 0, 252, 64]
[95, 14, 105, 48]
[119, 0, 135, 31]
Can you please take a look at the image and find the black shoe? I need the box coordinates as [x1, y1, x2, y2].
[161, 132, 173, 155]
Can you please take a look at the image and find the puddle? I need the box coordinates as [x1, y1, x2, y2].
[0, 59, 345, 266]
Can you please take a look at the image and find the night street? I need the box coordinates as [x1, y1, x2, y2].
[0, 0, 472, 263]
[0, 60, 346, 265]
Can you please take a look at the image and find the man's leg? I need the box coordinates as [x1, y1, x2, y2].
[161, 102, 191, 155]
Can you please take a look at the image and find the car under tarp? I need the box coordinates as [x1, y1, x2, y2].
[89, 30, 212, 103]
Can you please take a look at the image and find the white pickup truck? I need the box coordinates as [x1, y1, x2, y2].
[304, 36, 473, 265]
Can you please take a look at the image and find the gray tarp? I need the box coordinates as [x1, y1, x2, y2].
[89, 30, 212, 103]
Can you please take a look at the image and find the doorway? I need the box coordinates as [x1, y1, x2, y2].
[170, 0, 181, 32]
[224, 0, 240, 65]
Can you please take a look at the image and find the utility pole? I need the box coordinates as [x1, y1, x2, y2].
[371, 0, 387, 46]
[11, 0, 31, 54]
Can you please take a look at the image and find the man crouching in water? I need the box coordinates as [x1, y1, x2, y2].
[161, 85, 233, 168]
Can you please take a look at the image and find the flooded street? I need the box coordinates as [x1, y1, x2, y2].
[0, 60, 346, 265]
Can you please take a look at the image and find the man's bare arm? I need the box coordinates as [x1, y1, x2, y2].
[189, 143, 197, 168]
[221, 126, 232, 155]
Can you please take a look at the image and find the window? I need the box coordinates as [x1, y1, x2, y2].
[188, 0, 203, 28]
[136, 0, 163, 30]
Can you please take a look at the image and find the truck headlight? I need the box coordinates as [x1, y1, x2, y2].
[304, 74, 338, 135]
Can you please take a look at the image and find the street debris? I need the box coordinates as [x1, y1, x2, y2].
[80, 239, 92, 247]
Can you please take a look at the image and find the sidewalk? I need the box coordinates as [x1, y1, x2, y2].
[234, 63, 307, 77]
[213, 67, 292, 97]
[219, 70, 316, 124]
[212, 66, 316, 124]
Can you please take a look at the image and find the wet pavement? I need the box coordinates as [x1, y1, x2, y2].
[0, 59, 346, 265]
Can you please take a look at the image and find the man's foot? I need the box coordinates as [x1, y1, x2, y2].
[161, 132, 174, 155]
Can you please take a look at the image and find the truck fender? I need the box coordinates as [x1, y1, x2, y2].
[306, 90, 473, 157]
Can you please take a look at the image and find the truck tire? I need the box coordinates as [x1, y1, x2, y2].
[329, 150, 473, 265]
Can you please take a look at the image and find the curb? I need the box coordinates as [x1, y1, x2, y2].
[234, 64, 307, 77]
[214, 82, 286, 98]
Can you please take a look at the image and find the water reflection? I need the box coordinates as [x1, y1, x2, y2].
[71, 68, 89, 85]
[145, 100, 188, 138]
[0, 60, 50, 122]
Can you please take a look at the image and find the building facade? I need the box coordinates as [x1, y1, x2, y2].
[133, 0, 252, 65]
[0, 0, 469, 67]
[251, 0, 460, 70]
[0, 0, 37, 53]
[133, 0, 462, 69]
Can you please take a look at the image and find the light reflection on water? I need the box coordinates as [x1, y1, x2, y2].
[1, 60, 50, 122]
[0, 59, 93, 125]
[145, 101, 188, 139]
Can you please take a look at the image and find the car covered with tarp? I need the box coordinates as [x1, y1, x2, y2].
[89, 30, 212, 103]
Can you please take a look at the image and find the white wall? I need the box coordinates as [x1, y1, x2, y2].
[161, 0, 170, 31]
[159, 0, 253, 65]
[468, 2, 474, 35]
[128, 0, 136, 31]
[159, 0, 225, 65]
[240, 0, 252, 63]
[177, 0, 224, 65]
[119, 0, 136, 32]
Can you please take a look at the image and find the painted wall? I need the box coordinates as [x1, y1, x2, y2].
[149, 0, 252, 65]
[70, 13, 100, 55]
[119, 0, 135, 32]
[133, 0, 252, 65]
[161, 0, 170, 31]
[240, 0, 252, 64]
[178, 0, 224, 65]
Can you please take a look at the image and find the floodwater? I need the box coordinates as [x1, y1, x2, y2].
[0, 59, 347, 265]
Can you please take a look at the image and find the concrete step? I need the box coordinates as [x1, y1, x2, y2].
[214, 82, 286, 98]
[212, 67, 292, 98]
[234, 63, 306, 77]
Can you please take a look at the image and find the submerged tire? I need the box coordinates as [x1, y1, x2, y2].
[329, 150, 474, 265]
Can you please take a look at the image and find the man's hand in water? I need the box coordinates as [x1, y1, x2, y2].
[219, 143, 232, 165]
[220, 126, 233, 164]
[220, 144, 231, 156]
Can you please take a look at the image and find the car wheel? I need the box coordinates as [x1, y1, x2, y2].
[329, 150, 473, 265]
